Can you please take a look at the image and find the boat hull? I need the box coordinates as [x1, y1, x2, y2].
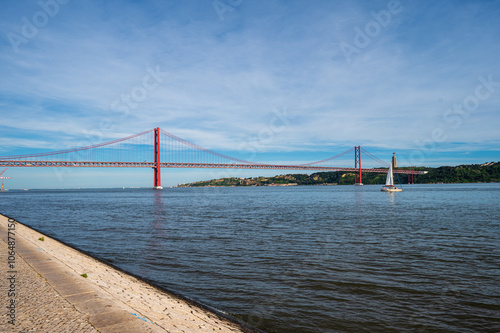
[381, 186, 402, 192]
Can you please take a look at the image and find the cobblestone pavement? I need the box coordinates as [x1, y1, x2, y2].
[0, 235, 98, 333]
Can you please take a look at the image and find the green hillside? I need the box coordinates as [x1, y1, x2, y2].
[177, 162, 500, 187]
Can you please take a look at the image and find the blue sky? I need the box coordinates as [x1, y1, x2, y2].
[1, 0, 499, 188]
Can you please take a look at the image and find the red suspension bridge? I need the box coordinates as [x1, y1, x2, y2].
[0, 128, 424, 188]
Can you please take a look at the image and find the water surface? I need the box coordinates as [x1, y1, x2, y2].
[1, 184, 499, 332]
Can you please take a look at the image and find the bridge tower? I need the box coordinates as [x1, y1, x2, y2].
[354, 146, 362, 185]
[153, 127, 163, 189]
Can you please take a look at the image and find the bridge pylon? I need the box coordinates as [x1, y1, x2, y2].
[408, 172, 415, 184]
[153, 127, 163, 189]
[354, 146, 362, 185]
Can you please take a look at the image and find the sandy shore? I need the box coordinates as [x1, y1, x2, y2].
[0, 214, 253, 332]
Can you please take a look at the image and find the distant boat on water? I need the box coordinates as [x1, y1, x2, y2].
[381, 163, 402, 192]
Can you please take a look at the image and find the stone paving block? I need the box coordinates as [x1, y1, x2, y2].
[72, 299, 117, 315]
[18, 247, 48, 255]
[99, 320, 166, 333]
[44, 273, 82, 285]
[16, 241, 43, 252]
[40, 270, 73, 280]
[52, 281, 95, 297]
[89, 310, 137, 329]
[17, 255, 50, 263]
[15, 249, 38, 255]
[65, 291, 103, 304]
[27, 261, 60, 272]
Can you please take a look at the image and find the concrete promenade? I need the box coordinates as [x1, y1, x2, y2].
[0, 214, 250, 333]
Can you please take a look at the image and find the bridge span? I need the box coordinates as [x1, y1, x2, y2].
[0, 128, 425, 188]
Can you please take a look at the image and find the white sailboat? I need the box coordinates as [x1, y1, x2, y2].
[381, 163, 402, 192]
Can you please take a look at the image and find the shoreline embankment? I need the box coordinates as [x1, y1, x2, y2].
[0, 213, 261, 333]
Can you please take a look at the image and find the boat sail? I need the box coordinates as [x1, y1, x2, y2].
[381, 163, 402, 192]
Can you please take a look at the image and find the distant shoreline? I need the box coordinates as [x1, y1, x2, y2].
[177, 181, 500, 188]
[177, 162, 499, 187]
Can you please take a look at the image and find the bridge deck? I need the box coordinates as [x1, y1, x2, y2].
[0, 160, 425, 174]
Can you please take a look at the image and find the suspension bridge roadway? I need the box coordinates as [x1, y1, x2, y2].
[0, 160, 421, 174]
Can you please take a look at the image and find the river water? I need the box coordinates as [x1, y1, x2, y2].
[1, 184, 499, 332]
